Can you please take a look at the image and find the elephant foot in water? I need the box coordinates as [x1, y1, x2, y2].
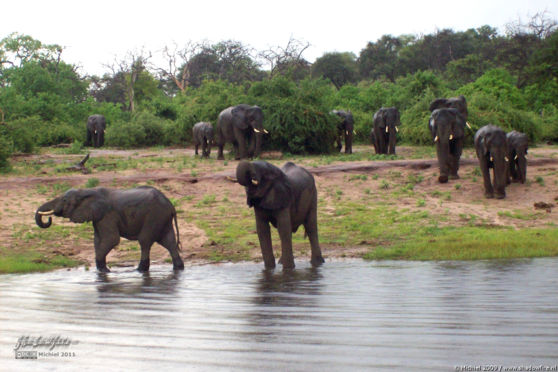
[311, 255, 325, 266]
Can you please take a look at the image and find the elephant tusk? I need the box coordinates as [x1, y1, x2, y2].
[514, 155, 518, 160]
[263, 129, 269, 134]
[346, 130, 349, 136]
[253, 128, 261, 133]
[94, 130, 98, 134]
[225, 176, 237, 183]
[434, 136, 438, 142]
[505, 156, 509, 162]
[353, 130, 357, 135]
[38, 210, 54, 216]
[385, 127, 389, 133]
[395, 127, 399, 133]
[524, 155, 528, 159]
[490, 156, 494, 162]
[251, 179, 259, 186]
[466, 122, 472, 129]
[449, 134, 453, 140]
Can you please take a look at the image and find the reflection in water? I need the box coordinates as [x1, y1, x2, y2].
[0, 259, 557, 371]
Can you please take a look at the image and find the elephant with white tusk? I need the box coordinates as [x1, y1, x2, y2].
[85, 114, 106, 148]
[330, 110, 354, 154]
[429, 108, 466, 183]
[371, 107, 400, 155]
[35, 186, 184, 272]
[474, 125, 509, 199]
[506, 130, 528, 184]
[216, 104, 266, 160]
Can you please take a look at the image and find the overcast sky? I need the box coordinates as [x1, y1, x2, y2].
[2, 0, 557, 76]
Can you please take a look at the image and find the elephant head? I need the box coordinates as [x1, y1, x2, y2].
[429, 95, 468, 121]
[236, 161, 291, 210]
[35, 188, 110, 228]
[232, 105, 265, 158]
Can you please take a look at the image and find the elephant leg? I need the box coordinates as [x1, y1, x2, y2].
[158, 227, 184, 270]
[86, 130, 92, 146]
[217, 143, 225, 160]
[518, 157, 527, 183]
[344, 131, 352, 154]
[478, 157, 494, 198]
[304, 205, 324, 266]
[336, 130, 343, 152]
[276, 208, 295, 269]
[449, 138, 462, 179]
[137, 237, 155, 272]
[233, 127, 248, 159]
[255, 209, 275, 269]
[388, 132, 396, 155]
[195, 143, 199, 156]
[94, 227, 119, 273]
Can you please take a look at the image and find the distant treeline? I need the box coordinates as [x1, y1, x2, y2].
[0, 12, 557, 169]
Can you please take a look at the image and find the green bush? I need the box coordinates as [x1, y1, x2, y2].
[0, 133, 13, 171]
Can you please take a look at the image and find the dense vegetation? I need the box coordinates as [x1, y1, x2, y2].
[1, 13, 557, 170]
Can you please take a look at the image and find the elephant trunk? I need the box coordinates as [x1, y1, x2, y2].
[493, 156, 508, 197]
[436, 139, 450, 183]
[35, 199, 60, 229]
[517, 155, 527, 183]
[253, 133, 262, 158]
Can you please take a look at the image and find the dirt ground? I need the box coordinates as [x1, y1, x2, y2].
[1, 145, 557, 269]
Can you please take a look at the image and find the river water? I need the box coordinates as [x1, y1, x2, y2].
[0, 259, 557, 371]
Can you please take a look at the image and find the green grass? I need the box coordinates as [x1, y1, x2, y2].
[0, 250, 80, 274]
[364, 227, 558, 261]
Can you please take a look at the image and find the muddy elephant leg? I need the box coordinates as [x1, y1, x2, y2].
[275, 208, 295, 269]
[158, 227, 184, 270]
[478, 157, 494, 198]
[94, 226, 120, 273]
[255, 208, 275, 269]
[304, 204, 324, 266]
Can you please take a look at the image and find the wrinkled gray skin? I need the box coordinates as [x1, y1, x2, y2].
[474, 125, 509, 199]
[429, 95, 468, 121]
[236, 161, 325, 270]
[506, 130, 528, 184]
[429, 108, 466, 183]
[372, 107, 400, 155]
[192, 122, 214, 158]
[35, 186, 184, 272]
[216, 104, 265, 160]
[86, 114, 106, 148]
[331, 110, 354, 154]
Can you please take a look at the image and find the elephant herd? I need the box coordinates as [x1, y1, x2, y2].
[52, 97, 527, 273]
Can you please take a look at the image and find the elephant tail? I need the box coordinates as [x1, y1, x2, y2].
[173, 211, 182, 251]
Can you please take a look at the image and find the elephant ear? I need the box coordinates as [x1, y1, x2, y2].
[429, 98, 448, 112]
[231, 106, 249, 130]
[452, 114, 466, 138]
[259, 172, 292, 210]
[69, 189, 109, 223]
[429, 114, 437, 137]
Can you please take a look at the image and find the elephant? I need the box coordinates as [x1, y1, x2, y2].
[235, 160, 325, 269]
[429, 95, 468, 122]
[372, 107, 400, 155]
[192, 122, 214, 158]
[331, 110, 354, 154]
[429, 108, 466, 183]
[35, 186, 185, 272]
[474, 125, 509, 199]
[506, 130, 528, 184]
[216, 104, 266, 160]
[85, 114, 106, 148]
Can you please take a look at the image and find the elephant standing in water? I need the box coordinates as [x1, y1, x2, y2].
[506, 130, 528, 184]
[474, 125, 509, 199]
[429, 108, 466, 183]
[35, 186, 184, 272]
[192, 122, 214, 158]
[372, 107, 400, 155]
[331, 110, 354, 154]
[216, 104, 266, 160]
[86, 114, 106, 148]
[235, 161, 325, 270]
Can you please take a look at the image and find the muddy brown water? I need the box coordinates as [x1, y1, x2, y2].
[1, 259, 557, 371]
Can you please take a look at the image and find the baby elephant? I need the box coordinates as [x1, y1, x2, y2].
[192, 122, 214, 158]
[236, 161, 325, 269]
[506, 130, 528, 184]
[35, 186, 184, 272]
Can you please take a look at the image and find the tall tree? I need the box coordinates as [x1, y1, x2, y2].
[106, 49, 151, 111]
[258, 37, 311, 80]
[312, 52, 358, 89]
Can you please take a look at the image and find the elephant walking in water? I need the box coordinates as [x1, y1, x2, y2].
[35, 186, 184, 272]
[235, 161, 325, 270]
[216, 104, 266, 160]
[331, 110, 354, 154]
[474, 125, 509, 199]
[192, 122, 214, 158]
[372, 107, 400, 155]
[86, 114, 106, 148]
[506, 130, 528, 184]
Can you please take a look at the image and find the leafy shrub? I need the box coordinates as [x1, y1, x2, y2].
[0, 133, 13, 171]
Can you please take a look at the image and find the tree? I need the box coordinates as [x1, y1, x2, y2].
[312, 52, 358, 89]
[106, 49, 152, 111]
[155, 41, 202, 95]
[258, 37, 311, 80]
[358, 35, 405, 82]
